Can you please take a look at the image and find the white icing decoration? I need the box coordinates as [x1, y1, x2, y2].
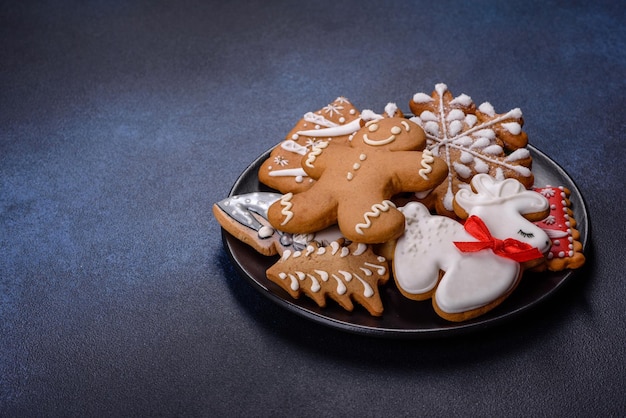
[384, 102, 398, 117]
[478, 102, 495, 117]
[446, 109, 465, 121]
[355, 200, 396, 235]
[502, 121, 522, 135]
[273, 156, 288, 166]
[331, 274, 347, 295]
[258, 225, 274, 239]
[474, 159, 489, 173]
[268, 168, 308, 178]
[304, 141, 329, 168]
[279, 193, 294, 226]
[424, 121, 439, 136]
[460, 151, 474, 164]
[288, 273, 299, 291]
[353, 243, 368, 256]
[413, 92, 434, 103]
[354, 273, 374, 298]
[450, 94, 472, 107]
[314, 269, 329, 281]
[364, 262, 387, 275]
[465, 114, 478, 127]
[281, 140, 309, 156]
[297, 118, 362, 138]
[453, 162, 472, 178]
[338, 270, 352, 282]
[359, 267, 373, 276]
[419, 149, 435, 180]
[307, 274, 321, 292]
[448, 120, 463, 136]
[482, 145, 504, 155]
[420, 110, 438, 121]
[360, 109, 383, 122]
[303, 111, 338, 128]
[505, 148, 530, 162]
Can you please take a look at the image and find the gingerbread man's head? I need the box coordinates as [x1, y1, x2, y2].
[351, 117, 425, 152]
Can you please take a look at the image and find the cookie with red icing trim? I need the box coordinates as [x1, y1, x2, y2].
[267, 117, 448, 244]
[532, 186, 585, 271]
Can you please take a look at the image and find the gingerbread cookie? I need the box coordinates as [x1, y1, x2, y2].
[267, 117, 449, 244]
[213, 192, 343, 256]
[393, 174, 551, 322]
[409, 83, 533, 219]
[532, 186, 586, 271]
[266, 240, 390, 316]
[258, 97, 363, 194]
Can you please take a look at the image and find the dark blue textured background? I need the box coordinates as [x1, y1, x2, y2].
[1, 0, 625, 416]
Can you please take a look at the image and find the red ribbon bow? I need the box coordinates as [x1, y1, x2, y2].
[453, 216, 544, 263]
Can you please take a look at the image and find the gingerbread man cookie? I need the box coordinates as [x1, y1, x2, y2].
[267, 117, 448, 244]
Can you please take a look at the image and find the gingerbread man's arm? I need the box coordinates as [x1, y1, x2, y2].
[301, 141, 345, 180]
[390, 150, 448, 192]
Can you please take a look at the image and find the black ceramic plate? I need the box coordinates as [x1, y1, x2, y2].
[221, 145, 589, 338]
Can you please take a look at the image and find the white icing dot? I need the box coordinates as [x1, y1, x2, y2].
[420, 110, 438, 121]
[258, 226, 274, 239]
[502, 122, 522, 135]
[413, 92, 434, 103]
[478, 102, 495, 117]
[450, 93, 472, 107]
[339, 117, 345, 123]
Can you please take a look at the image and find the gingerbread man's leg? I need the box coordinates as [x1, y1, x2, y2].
[339, 199, 406, 244]
[267, 190, 337, 235]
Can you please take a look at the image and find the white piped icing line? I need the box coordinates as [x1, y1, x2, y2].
[297, 117, 363, 138]
[303, 112, 338, 128]
[279, 193, 294, 226]
[419, 149, 435, 180]
[304, 141, 329, 168]
[355, 200, 396, 235]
